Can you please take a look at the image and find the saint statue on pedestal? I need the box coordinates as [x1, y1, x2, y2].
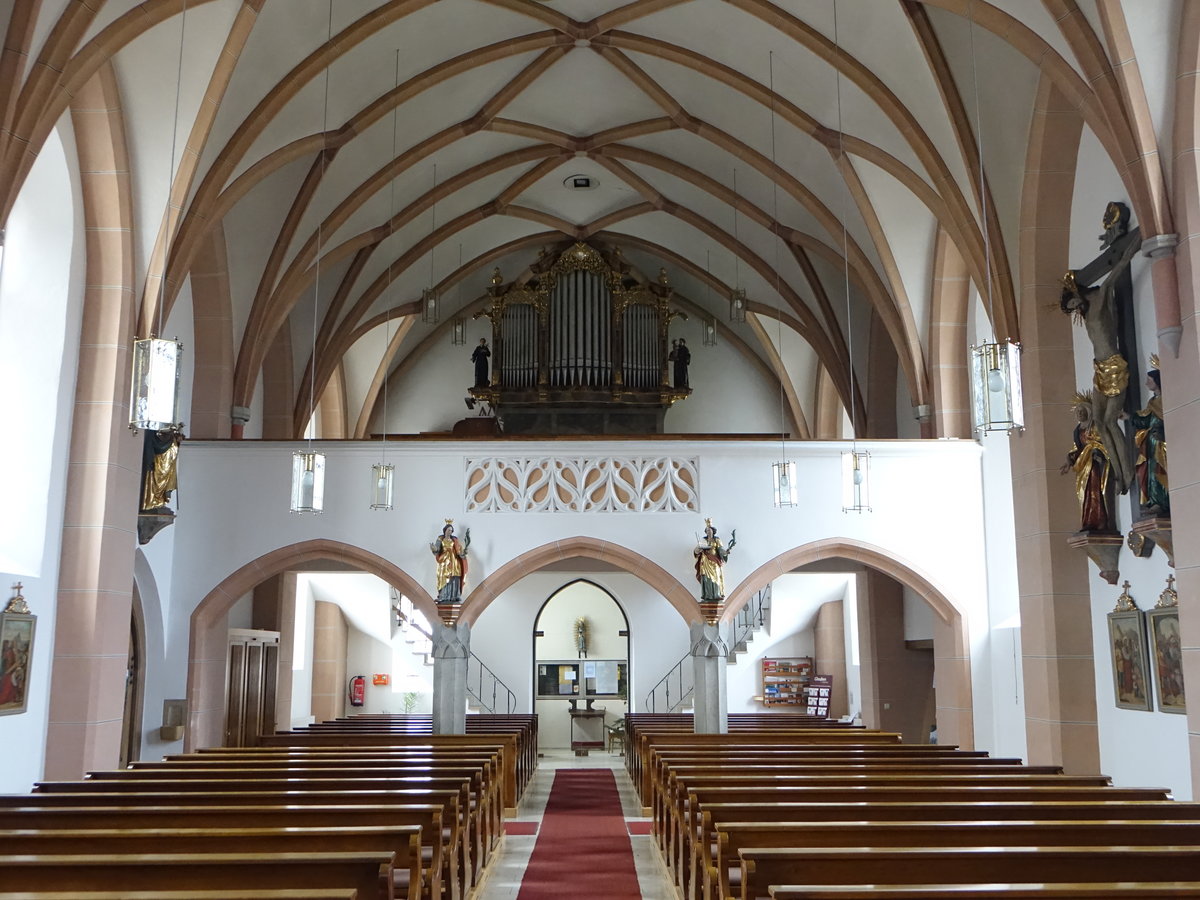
[430, 520, 470, 603]
[694, 518, 735, 601]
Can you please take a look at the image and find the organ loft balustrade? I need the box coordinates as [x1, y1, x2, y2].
[469, 242, 692, 435]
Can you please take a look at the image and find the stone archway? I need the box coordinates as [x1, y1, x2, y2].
[722, 538, 974, 750]
[185, 539, 433, 750]
[460, 536, 699, 627]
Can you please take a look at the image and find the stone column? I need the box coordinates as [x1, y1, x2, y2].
[432, 621, 471, 735]
[689, 622, 728, 734]
[310, 601, 347, 723]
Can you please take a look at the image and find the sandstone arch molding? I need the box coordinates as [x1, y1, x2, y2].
[461, 536, 700, 628]
[185, 539, 435, 750]
[722, 537, 973, 749]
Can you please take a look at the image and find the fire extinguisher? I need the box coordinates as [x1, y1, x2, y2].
[349, 675, 366, 707]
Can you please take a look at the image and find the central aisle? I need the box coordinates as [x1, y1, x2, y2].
[475, 749, 673, 900]
[516, 769, 640, 899]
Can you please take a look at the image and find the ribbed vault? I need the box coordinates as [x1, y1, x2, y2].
[0, 0, 1175, 440]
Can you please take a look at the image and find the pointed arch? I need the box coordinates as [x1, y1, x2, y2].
[185, 539, 435, 749]
[722, 537, 973, 750]
[461, 537, 698, 626]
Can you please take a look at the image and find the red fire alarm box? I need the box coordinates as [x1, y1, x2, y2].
[349, 675, 365, 707]
[372, 674, 390, 686]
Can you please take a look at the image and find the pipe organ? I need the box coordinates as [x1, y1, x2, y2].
[471, 242, 690, 434]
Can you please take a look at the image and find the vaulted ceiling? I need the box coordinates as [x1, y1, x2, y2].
[0, 1, 1172, 440]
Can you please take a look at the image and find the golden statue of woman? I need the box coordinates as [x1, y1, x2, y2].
[694, 518, 736, 601]
[430, 520, 470, 603]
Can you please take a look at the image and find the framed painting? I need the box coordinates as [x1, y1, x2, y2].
[1147, 607, 1186, 714]
[0, 608, 36, 716]
[1107, 609, 1152, 711]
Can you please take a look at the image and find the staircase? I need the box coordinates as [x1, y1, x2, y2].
[642, 584, 772, 713]
[392, 591, 516, 714]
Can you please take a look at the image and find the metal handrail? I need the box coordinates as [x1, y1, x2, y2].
[400, 610, 516, 713]
[642, 585, 772, 713]
[466, 653, 517, 714]
[730, 584, 771, 657]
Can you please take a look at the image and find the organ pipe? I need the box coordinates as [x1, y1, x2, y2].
[470, 242, 688, 405]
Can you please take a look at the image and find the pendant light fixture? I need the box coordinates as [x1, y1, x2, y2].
[765, 51, 797, 508]
[729, 168, 749, 323]
[831, 0, 870, 512]
[965, 1, 1023, 435]
[291, 0, 334, 514]
[370, 47, 404, 512]
[130, 1, 187, 434]
[450, 244, 466, 345]
[421, 164, 440, 324]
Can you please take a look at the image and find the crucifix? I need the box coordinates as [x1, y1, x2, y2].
[1060, 201, 1143, 503]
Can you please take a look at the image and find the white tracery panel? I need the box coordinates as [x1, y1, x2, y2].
[465, 456, 699, 513]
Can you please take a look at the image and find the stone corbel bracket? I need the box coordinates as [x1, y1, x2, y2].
[1067, 531, 1123, 585]
[1131, 517, 1174, 567]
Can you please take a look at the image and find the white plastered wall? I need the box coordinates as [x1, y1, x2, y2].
[160, 437, 1009, 754]
[0, 124, 85, 793]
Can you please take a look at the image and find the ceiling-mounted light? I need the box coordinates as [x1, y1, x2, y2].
[831, 5, 870, 514]
[702, 316, 717, 347]
[451, 317, 466, 345]
[970, 339, 1024, 434]
[130, 1, 186, 435]
[842, 450, 870, 513]
[772, 460, 798, 507]
[422, 163, 440, 324]
[130, 337, 184, 431]
[292, 0, 333, 513]
[291, 450, 325, 513]
[965, 5, 1022, 438]
[729, 287, 748, 323]
[370, 462, 394, 511]
[370, 48, 403, 512]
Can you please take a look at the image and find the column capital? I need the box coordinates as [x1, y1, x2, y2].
[689, 621, 728, 659]
[1141, 233, 1179, 259]
[432, 621, 471, 659]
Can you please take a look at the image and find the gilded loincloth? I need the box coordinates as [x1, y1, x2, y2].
[1093, 354, 1129, 397]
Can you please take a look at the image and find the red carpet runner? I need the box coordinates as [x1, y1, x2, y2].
[516, 769, 642, 899]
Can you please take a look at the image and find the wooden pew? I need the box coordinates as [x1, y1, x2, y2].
[658, 770, 1113, 846]
[671, 784, 1173, 891]
[0, 806, 446, 900]
[33, 779, 471, 900]
[0, 789, 465, 900]
[0, 893, 360, 900]
[0, 827, 422, 900]
[712, 820, 1200, 900]
[87, 764, 497, 876]
[253, 734, 521, 812]
[737, 846, 1200, 900]
[0, 852, 398, 899]
[155, 748, 507, 834]
[630, 732, 905, 801]
[767, 886, 1200, 899]
[693, 801, 1200, 900]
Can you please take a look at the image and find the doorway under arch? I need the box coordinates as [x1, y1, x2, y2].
[533, 580, 630, 751]
[723, 538, 974, 749]
[185, 539, 433, 750]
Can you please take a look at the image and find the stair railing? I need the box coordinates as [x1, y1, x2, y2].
[643, 653, 693, 713]
[400, 612, 516, 714]
[729, 584, 771, 659]
[643, 584, 773, 713]
[466, 653, 517, 714]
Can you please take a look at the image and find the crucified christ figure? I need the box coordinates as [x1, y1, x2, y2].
[1060, 232, 1140, 497]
